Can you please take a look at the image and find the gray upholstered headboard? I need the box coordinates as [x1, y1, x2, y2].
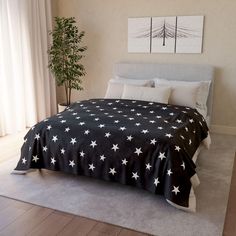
[114, 62, 214, 123]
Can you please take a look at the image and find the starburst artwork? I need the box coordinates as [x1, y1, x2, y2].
[128, 15, 204, 54]
[151, 17, 176, 53]
[128, 17, 151, 53]
[175, 16, 204, 53]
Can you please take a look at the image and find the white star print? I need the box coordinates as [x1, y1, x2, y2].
[180, 135, 185, 140]
[22, 158, 27, 164]
[165, 133, 173, 138]
[84, 130, 90, 135]
[76, 116, 80, 120]
[47, 125, 52, 130]
[156, 116, 162, 119]
[169, 113, 175, 116]
[162, 107, 167, 110]
[167, 169, 173, 176]
[52, 135, 58, 142]
[69, 160, 75, 167]
[119, 126, 126, 131]
[175, 146, 181, 152]
[60, 148, 65, 154]
[32, 155, 39, 162]
[80, 151, 85, 157]
[114, 120, 120, 123]
[141, 129, 149, 134]
[150, 139, 157, 145]
[79, 122, 85, 126]
[189, 139, 192, 145]
[185, 127, 189, 132]
[149, 120, 156, 123]
[35, 134, 40, 140]
[109, 168, 117, 175]
[90, 141, 97, 148]
[51, 157, 56, 165]
[135, 123, 141, 126]
[181, 162, 185, 170]
[60, 120, 66, 123]
[100, 155, 106, 161]
[146, 163, 152, 170]
[105, 132, 111, 138]
[177, 119, 182, 123]
[43, 146, 48, 152]
[136, 113, 141, 116]
[129, 117, 134, 120]
[127, 135, 133, 141]
[65, 127, 70, 132]
[70, 138, 77, 145]
[94, 118, 100, 121]
[171, 126, 177, 129]
[158, 152, 166, 160]
[157, 127, 163, 130]
[172, 186, 180, 195]
[134, 148, 142, 156]
[89, 163, 95, 171]
[154, 177, 160, 186]
[132, 172, 139, 180]
[111, 144, 119, 152]
[189, 119, 194, 123]
[98, 124, 105, 128]
[122, 159, 128, 165]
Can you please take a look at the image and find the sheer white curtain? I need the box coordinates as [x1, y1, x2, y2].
[0, 0, 56, 137]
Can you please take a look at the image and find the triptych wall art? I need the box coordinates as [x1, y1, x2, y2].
[128, 16, 204, 54]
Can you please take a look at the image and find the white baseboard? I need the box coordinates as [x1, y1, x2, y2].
[210, 125, 236, 135]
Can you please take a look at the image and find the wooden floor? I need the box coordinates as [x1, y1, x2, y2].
[0, 132, 235, 236]
[0, 196, 149, 236]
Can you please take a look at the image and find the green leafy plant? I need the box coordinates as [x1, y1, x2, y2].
[48, 17, 87, 106]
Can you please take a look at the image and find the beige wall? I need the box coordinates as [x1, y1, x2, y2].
[53, 0, 236, 131]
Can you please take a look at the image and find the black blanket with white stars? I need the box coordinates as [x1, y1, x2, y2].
[15, 99, 208, 208]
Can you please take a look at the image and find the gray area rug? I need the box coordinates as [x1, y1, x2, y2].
[0, 134, 235, 236]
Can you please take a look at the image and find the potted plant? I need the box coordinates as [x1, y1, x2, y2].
[48, 17, 87, 112]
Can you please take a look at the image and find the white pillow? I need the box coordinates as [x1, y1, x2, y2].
[114, 77, 154, 87]
[105, 78, 153, 99]
[121, 85, 171, 104]
[154, 78, 211, 109]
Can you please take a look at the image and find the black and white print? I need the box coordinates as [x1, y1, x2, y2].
[151, 16, 177, 53]
[176, 16, 204, 53]
[128, 17, 151, 53]
[15, 99, 208, 207]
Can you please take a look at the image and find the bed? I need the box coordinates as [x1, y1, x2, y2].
[14, 63, 214, 212]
